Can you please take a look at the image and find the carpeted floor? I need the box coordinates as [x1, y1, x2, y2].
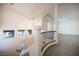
[44, 34, 79, 56]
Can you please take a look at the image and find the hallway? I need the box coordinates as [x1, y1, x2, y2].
[44, 34, 79, 56]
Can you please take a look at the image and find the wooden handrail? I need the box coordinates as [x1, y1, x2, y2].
[41, 40, 56, 52]
[41, 31, 56, 34]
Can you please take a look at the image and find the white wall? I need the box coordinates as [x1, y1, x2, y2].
[58, 19, 79, 35]
[58, 4, 79, 35]
[0, 4, 41, 53]
[0, 3, 45, 55]
[42, 16, 54, 31]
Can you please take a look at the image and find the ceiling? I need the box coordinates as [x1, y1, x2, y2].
[1, 3, 56, 19]
[2, 3, 78, 21]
